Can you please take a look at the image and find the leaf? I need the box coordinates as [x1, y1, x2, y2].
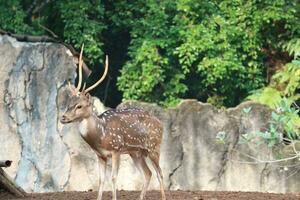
[216, 131, 227, 144]
[271, 112, 280, 121]
[242, 107, 252, 114]
[291, 60, 300, 65]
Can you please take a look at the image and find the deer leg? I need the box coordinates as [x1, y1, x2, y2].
[149, 153, 166, 200]
[111, 152, 120, 200]
[97, 156, 107, 200]
[130, 153, 152, 200]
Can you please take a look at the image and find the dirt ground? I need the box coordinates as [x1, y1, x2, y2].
[1, 190, 300, 200]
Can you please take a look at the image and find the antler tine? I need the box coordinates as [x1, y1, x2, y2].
[68, 81, 77, 96]
[84, 55, 109, 93]
[76, 44, 84, 91]
[82, 82, 87, 92]
[68, 81, 72, 90]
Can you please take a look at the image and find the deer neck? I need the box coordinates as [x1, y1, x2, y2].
[78, 114, 104, 148]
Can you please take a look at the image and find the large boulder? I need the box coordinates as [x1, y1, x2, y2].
[0, 35, 100, 192]
[0, 35, 299, 193]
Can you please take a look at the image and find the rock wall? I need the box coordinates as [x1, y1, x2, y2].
[0, 35, 299, 193]
[0, 35, 99, 192]
[119, 101, 300, 193]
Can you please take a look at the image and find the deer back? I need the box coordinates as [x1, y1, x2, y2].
[97, 108, 163, 154]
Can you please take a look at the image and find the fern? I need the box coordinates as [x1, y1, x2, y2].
[273, 63, 300, 98]
[248, 87, 282, 108]
[283, 38, 300, 60]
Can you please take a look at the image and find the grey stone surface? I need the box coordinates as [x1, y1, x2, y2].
[0, 35, 299, 193]
[119, 100, 296, 193]
[0, 35, 99, 192]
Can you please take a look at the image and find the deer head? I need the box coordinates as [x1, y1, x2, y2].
[60, 45, 108, 124]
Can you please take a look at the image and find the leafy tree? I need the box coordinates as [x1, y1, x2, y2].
[116, 0, 299, 106]
[0, 0, 32, 33]
[56, 0, 105, 63]
[0, 0, 299, 107]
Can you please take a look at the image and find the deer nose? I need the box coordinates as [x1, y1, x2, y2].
[60, 115, 67, 123]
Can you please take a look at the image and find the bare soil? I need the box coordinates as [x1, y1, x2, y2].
[1, 190, 299, 200]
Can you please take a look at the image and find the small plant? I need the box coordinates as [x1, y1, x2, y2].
[216, 98, 300, 167]
[216, 131, 227, 144]
[242, 107, 252, 115]
[235, 99, 298, 147]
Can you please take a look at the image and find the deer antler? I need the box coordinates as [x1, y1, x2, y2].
[68, 45, 108, 96]
[76, 44, 84, 91]
[84, 55, 109, 93]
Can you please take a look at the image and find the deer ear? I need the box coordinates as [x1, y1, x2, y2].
[85, 93, 92, 103]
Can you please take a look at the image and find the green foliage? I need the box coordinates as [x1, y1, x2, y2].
[274, 63, 300, 99]
[248, 87, 282, 108]
[284, 38, 300, 60]
[218, 98, 300, 149]
[248, 62, 300, 108]
[0, 0, 31, 33]
[118, 40, 168, 101]
[57, 0, 105, 63]
[274, 99, 300, 140]
[116, 0, 299, 107]
[239, 106, 278, 145]
[0, 0, 299, 107]
[263, 99, 299, 144]
[247, 38, 300, 144]
[248, 38, 300, 107]
[0, 0, 105, 65]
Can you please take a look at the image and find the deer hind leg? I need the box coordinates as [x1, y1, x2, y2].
[130, 152, 152, 200]
[149, 152, 166, 200]
[111, 152, 120, 200]
[97, 156, 107, 200]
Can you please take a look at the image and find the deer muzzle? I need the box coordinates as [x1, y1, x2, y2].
[60, 114, 71, 124]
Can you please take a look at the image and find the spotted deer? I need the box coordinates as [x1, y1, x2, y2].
[60, 45, 166, 200]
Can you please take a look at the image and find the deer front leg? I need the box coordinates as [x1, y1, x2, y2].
[111, 152, 120, 200]
[97, 156, 107, 200]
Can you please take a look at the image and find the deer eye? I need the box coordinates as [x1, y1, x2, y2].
[76, 105, 82, 109]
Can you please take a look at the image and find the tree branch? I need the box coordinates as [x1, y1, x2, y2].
[0, 167, 26, 197]
[38, 24, 59, 39]
[230, 148, 300, 164]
